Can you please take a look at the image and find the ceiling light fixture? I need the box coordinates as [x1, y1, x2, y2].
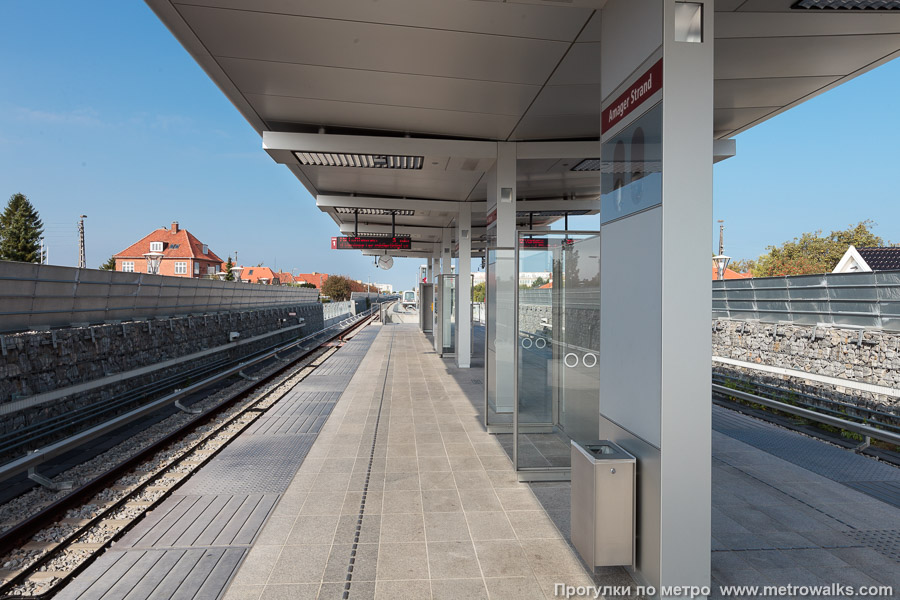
[294, 152, 424, 169]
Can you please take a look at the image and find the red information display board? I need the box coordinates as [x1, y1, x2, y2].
[331, 236, 411, 250]
[520, 238, 549, 248]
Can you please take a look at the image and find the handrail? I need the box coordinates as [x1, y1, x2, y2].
[711, 383, 900, 447]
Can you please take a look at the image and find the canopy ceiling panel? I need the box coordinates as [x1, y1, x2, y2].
[147, 0, 900, 253]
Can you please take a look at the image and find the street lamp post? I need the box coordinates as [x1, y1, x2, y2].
[713, 254, 731, 281]
[230, 266, 243, 282]
[143, 251, 164, 275]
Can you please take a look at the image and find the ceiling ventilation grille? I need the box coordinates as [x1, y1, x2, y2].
[334, 207, 415, 216]
[792, 0, 900, 8]
[570, 158, 602, 172]
[294, 152, 424, 169]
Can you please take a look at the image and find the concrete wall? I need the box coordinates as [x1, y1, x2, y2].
[0, 260, 320, 333]
[712, 319, 900, 414]
[0, 303, 324, 444]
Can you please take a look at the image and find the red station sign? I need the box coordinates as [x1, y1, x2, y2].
[331, 236, 411, 250]
[520, 238, 549, 248]
[601, 59, 662, 132]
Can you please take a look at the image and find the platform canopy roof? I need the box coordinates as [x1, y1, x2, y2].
[148, 0, 900, 257]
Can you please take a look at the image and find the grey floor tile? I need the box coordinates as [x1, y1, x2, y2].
[424, 511, 472, 542]
[375, 542, 430, 580]
[504, 510, 562, 540]
[427, 541, 482, 579]
[483, 576, 545, 600]
[268, 544, 330, 584]
[375, 579, 433, 599]
[430, 578, 488, 600]
[322, 543, 378, 583]
[473, 540, 532, 578]
[380, 512, 426, 543]
[465, 511, 516, 541]
[258, 583, 320, 600]
[423, 489, 463, 513]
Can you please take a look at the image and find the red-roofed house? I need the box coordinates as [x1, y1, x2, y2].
[294, 272, 329, 288]
[113, 222, 224, 278]
[712, 266, 751, 280]
[238, 266, 277, 284]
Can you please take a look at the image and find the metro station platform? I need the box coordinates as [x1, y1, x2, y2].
[55, 320, 899, 600]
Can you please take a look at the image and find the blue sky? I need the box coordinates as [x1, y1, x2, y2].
[1, 2, 898, 289]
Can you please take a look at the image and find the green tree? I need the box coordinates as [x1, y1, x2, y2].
[0, 193, 44, 263]
[531, 276, 547, 289]
[472, 281, 486, 303]
[322, 274, 352, 301]
[99, 255, 117, 270]
[224, 256, 235, 281]
[728, 258, 756, 274]
[750, 220, 887, 277]
[298, 282, 317, 288]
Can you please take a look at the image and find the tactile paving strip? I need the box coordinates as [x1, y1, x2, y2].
[176, 434, 318, 495]
[713, 405, 900, 507]
[844, 529, 900, 562]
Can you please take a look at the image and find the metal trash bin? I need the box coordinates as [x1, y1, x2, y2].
[570, 440, 636, 569]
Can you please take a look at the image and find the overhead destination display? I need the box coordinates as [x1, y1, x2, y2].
[331, 236, 411, 250]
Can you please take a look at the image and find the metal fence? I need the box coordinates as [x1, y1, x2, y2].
[712, 271, 900, 330]
[323, 300, 354, 325]
[0, 261, 320, 333]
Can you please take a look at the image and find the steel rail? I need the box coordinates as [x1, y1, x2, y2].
[0, 307, 379, 570]
[0, 311, 368, 484]
[711, 383, 900, 447]
[0, 309, 378, 600]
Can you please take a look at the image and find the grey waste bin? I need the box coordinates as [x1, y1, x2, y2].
[570, 440, 636, 569]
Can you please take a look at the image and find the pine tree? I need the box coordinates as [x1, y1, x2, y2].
[99, 255, 117, 270]
[224, 256, 235, 281]
[0, 193, 44, 263]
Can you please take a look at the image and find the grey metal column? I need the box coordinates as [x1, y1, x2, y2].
[486, 142, 516, 413]
[456, 204, 472, 368]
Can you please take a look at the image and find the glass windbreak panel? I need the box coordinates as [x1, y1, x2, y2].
[515, 233, 601, 474]
[440, 275, 457, 354]
[485, 248, 516, 429]
[601, 102, 662, 225]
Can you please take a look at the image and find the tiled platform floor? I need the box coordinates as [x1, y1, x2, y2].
[58, 317, 900, 600]
[224, 323, 596, 600]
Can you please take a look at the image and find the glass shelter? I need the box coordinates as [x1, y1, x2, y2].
[437, 274, 457, 357]
[485, 233, 601, 481]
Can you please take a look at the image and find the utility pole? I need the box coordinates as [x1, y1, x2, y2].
[718, 220, 725, 256]
[77, 215, 87, 269]
[39, 237, 45, 265]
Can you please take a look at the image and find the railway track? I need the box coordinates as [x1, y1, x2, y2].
[0, 310, 379, 599]
[712, 372, 900, 465]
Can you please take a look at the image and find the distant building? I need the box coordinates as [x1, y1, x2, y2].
[375, 283, 393, 294]
[113, 221, 223, 278]
[294, 272, 329, 288]
[833, 245, 900, 273]
[237, 266, 293, 285]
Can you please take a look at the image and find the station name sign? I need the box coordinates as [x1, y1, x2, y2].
[331, 236, 411, 250]
[602, 59, 662, 132]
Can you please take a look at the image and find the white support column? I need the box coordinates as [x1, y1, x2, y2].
[456, 204, 472, 368]
[597, 1, 713, 595]
[658, 0, 713, 593]
[486, 142, 517, 413]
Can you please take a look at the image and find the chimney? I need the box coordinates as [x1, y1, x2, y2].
[171, 221, 179, 234]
